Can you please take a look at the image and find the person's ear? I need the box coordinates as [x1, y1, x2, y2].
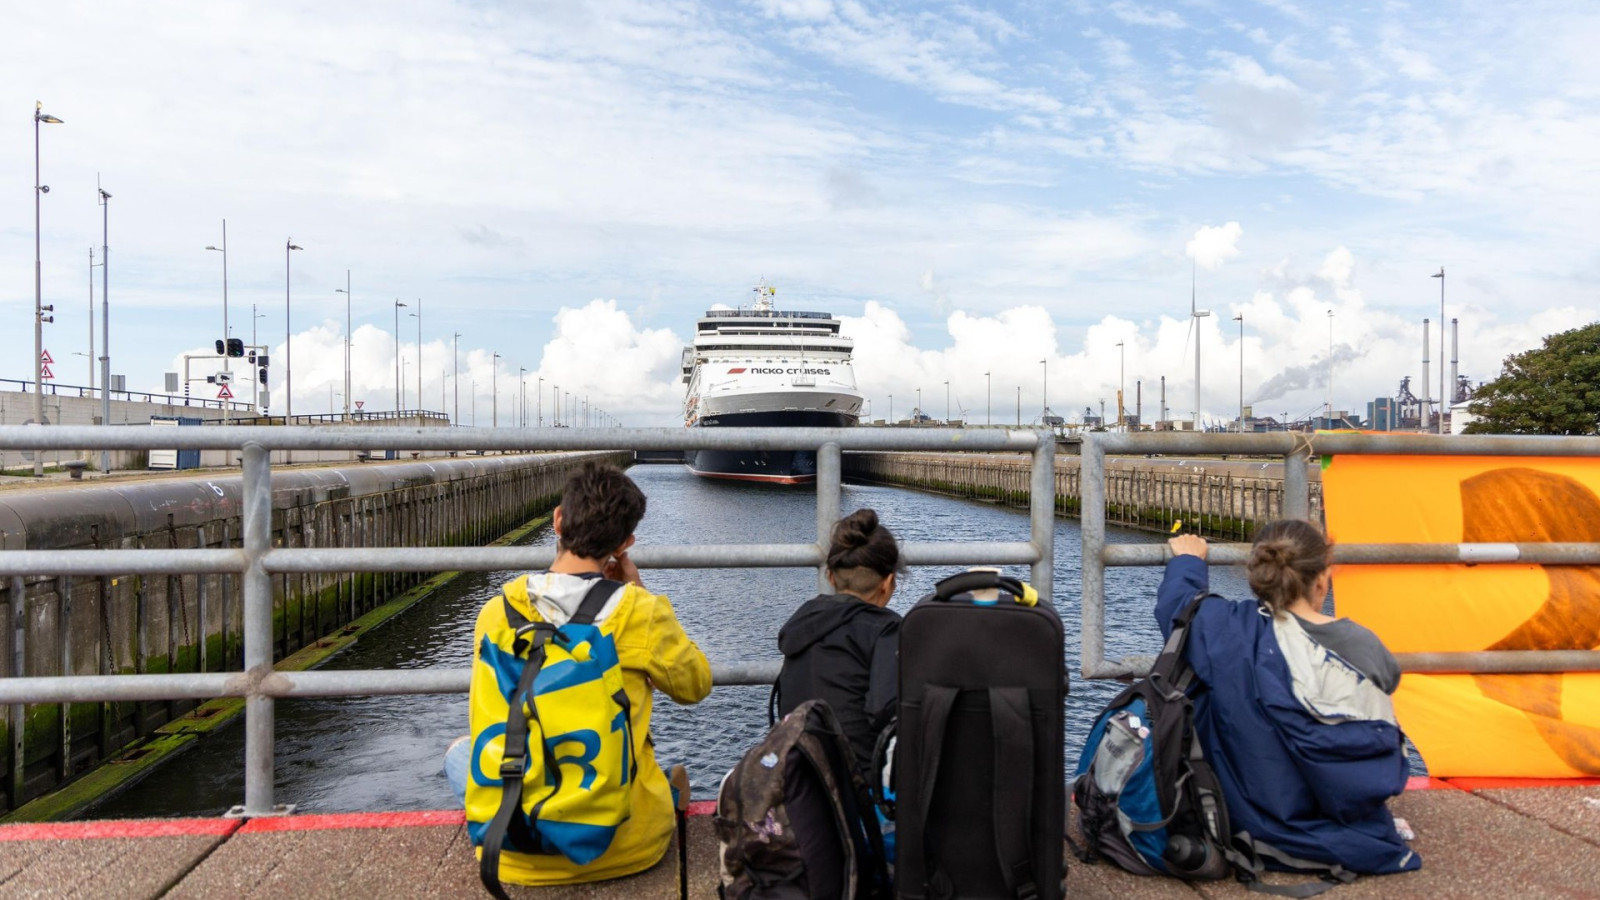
[552, 506, 563, 537]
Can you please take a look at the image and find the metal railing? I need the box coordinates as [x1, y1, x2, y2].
[0, 424, 1055, 816]
[1079, 431, 1600, 680]
[1, 377, 248, 411]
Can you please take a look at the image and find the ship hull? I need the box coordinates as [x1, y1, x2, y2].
[685, 410, 856, 484]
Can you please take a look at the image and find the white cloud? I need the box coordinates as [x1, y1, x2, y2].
[1186, 222, 1244, 270]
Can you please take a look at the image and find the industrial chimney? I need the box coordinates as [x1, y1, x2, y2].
[1450, 318, 1459, 405]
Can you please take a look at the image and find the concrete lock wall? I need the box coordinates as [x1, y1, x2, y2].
[844, 451, 1324, 539]
[0, 451, 625, 813]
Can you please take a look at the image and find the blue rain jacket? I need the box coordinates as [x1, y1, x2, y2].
[1157, 556, 1420, 875]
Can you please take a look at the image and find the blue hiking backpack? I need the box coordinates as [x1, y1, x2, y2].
[1072, 593, 1356, 898]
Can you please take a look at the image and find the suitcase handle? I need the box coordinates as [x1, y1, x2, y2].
[932, 571, 1034, 606]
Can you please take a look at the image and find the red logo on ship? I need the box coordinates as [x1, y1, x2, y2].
[728, 368, 746, 374]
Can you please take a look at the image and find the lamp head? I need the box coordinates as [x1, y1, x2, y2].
[98, 189, 111, 200]
[288, 242, 302, 251]
[206, 245, 221, 252]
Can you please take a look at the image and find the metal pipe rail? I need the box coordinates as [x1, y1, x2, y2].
[1080, 431, 1600, 680]
[0, 424, 1053, 817]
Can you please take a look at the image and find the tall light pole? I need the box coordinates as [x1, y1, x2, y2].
[1325, 309, 1334, 425]
[1432, 268, 1445, 434]
[1040, 359, 1048, 423]
[334, 272, 351, 419]
[452, 332, 461, 425]
[519, 367, 526, 426]
[888, 393, 892, 425]
[491, 352, 500, 427]
[285, 240, 301, 418]
[985, 371, 991, 426]
[392, 299, 407, 412]
[916, 387, 922, 422]
[471, 380, 477, 426]
[537, 375, 543, 427]
[1233, 313, 1244, 432]
[87, 247, 96, 390]
[97, 185, 110, 473]
[1016, 386, 1021, 426]
[552, 383, 559, 426]
[32, 103, 64, 477]
[1115, 341, 1125, 430]
[413, 299, 422, 413]
[944, 380, 950, 424]
[205, 221, 231, 425]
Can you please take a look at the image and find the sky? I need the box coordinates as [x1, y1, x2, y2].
[3, 0, 1597, 427]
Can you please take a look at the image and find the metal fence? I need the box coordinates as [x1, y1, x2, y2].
[1079, 431, 1600, 680]
[0, 424, 1055, 817]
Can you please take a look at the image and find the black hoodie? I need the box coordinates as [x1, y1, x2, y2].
[776, 593, 902, 770]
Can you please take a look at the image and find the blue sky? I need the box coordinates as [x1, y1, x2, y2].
[2, 0, 1596, 425]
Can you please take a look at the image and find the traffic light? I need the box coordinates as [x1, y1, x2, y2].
[248, 350, 256, 363]
[227, 338, 244, 357]
[258, 367, 269, 385]
[216, 339, 226, 355]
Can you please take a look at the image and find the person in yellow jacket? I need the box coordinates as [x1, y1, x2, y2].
[445, 462, 712, 885]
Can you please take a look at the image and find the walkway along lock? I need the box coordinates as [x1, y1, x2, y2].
[0, 424, 1056, 817]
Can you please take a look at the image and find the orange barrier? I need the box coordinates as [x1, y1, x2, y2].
[1324, 455, 1600, 778]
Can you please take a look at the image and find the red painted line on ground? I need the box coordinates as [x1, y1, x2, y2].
[1445, 776, 1600, 791]
[0, 818, 241, 842]
[686, 800, 717, 817]
[239, 810, 465, 833]
[1405, 776, 1461, 791]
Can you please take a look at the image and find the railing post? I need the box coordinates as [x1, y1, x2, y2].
[1029, 432, 1056, 604]
[9, 576, 24, 808]
[816, 442, 842, 593]
[1080, 433, 1106, 678]
[1283, 444, 1310, 521]
[236, 441, 288, 817]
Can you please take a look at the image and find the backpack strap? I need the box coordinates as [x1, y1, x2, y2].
[990, 687, 1039, 900]
[478, 578, 619, 899]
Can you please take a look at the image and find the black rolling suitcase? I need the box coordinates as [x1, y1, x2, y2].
[893, 570, 1067, 900]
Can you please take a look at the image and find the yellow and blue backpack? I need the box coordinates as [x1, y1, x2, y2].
[467, 578, 635, 899]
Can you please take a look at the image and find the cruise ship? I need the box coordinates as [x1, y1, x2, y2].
[681, 284, 864, 484]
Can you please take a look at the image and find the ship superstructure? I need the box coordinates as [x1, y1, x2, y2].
[681, 284, 863, 483]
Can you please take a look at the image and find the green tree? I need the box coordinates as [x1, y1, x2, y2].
[1463, 322, 1600, 435]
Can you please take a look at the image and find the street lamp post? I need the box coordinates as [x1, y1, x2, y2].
[97, 185, 110, 473]
[452, 332, 461, 425]
[888, 393, 892, 425]
[32, 102, 64, 477]
[1432, 268, 1445, 434]
[392, 299, 407, 412]
[334, 272, 351, 419]
[984, 371, 991, 426]
[1233, 313, 1244, 432]
[491, 352, 500, 427]
[552, 384, 559, 427]
[916, 387, 922, 423]
[413, 299, 422, 414]
[537, 375, 543, 427]
[1016, 386, 1021, 427]
[87, 247, 95, 391]
[944, 380, 949, 424]
[285, 239, 301, 418]
[519, 367, 526, 427]
[205, 221, 231, 426]
[1040, 359, 1048, 423]
[471, 380, 477, 426]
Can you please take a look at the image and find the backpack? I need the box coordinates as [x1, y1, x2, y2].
[894, 570, 1067, 900]
[715, 699, 890, 900]
[1072, 592, 1355, 898]
[467, 578, 635, 900]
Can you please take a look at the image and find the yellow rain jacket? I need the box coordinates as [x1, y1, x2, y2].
[468, 572, 712, 885]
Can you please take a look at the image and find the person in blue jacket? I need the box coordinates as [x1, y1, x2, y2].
[1160, 519, 1419, 876]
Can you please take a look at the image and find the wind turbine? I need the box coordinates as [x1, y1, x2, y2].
[1183, 259, 1211, 428]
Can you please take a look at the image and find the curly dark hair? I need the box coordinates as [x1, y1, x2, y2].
[557, 462, 646, 561]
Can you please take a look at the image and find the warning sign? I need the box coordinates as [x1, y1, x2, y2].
[40, 364, 55, 379]
[40, 349, 54, 364]
[217, 383, 234, 400]
[355, 401, 365, 409]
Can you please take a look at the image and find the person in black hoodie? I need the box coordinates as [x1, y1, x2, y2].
[776, 508, 905, 772]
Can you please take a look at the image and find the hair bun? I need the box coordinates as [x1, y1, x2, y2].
[833, 508, 878, 549]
